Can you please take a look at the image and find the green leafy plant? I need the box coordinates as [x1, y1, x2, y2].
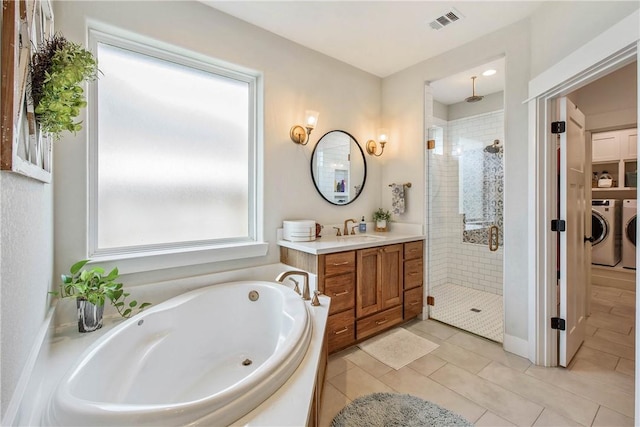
[52, 260, 151, 318]
[372, 208, 392, 222]
[30, 34, 99, 140]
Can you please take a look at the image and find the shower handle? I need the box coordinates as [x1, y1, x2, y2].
[488, 225, 499, 252]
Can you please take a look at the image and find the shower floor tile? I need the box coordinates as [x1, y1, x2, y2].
[430, 283, 503, 343]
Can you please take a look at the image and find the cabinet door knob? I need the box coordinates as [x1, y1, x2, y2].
[332, 261, 350, 266]
[333, 290, 349, 297]
[375, 318, 388, 325]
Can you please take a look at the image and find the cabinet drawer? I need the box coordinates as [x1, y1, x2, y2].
[324, 251, 356, 276]
[404, 286, 423, 319]
[404, 258, 423, 290]
[404, 241, 423, 260]
[356, 306, 403, 340]
[325, 273, 355, 314]
[327, 309, 355, 353]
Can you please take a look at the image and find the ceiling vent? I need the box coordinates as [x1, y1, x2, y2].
[429, 8, 464, 30]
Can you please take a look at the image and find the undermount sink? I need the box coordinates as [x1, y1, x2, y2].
[336, 234, 386, 243]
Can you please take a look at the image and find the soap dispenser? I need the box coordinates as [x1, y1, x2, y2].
[359, 216, 367, 233]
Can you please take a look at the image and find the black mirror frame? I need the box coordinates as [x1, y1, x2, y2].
[310, 130, 367, 206]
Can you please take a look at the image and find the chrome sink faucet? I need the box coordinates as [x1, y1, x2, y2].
[275, 270, 310, 301]
[344, 218, 357, 235]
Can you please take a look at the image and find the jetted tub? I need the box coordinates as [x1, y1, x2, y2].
[45, 281, 312, 426]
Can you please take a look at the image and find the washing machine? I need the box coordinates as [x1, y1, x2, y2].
[622, 199, 636, 269]
[591, 199, 621, 266]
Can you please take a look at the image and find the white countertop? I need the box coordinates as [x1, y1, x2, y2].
[278, 226, 425, 255]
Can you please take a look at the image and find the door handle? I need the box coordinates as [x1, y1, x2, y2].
[584, 236, 595, 243]
[488, 225, 499, 252]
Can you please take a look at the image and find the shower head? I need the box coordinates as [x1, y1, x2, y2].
[484, 139, 501, 153]
[465, 76, 484, 103]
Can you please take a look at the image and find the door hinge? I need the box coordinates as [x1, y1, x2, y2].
[551, 317, 566, 330]
[557, 270, 561, 280]
[551, 219, 566, 232]
[426, 295, 435, 306]
[426, 139, 435, 150]
[551, 121, 566, 134]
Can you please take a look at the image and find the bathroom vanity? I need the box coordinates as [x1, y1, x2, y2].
[279, 230, 425, 353]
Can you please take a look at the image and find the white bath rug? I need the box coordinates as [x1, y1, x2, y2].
[358, 328, 439, 370]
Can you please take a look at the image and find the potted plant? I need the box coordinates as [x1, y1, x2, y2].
[51, 260, 151, 332]
[30, 34, 99, 140]
[373, 208, 392, 232]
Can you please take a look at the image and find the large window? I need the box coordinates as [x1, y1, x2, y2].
[88, 30, 264, 266]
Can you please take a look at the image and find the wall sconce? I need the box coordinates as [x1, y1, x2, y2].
[290, 110, 319, 145]
[366, 128, 388, 157]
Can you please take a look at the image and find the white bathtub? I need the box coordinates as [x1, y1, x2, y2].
[44, 281, 312, 426]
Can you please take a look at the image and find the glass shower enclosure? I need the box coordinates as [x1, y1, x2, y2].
[426, 106, 505, 343]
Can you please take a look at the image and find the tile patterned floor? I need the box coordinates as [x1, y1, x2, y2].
[430, 283, 504, 342]
[320, 284, 635, 427]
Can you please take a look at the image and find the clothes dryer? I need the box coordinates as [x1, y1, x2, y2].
[622, 199, 636, 269]
[591, 199, 621, 266]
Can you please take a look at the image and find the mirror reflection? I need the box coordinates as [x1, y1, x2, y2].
[311, 130, 366, 205]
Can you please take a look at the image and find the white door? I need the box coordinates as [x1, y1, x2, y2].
[558, 97, 588, 367]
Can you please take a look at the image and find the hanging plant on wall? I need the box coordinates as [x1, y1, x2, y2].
[30, 34, 99, 140]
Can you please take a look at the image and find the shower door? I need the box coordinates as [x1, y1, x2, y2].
[426, 111, 505, 343]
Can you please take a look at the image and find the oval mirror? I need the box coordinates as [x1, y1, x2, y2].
[310, 130, 367, 205]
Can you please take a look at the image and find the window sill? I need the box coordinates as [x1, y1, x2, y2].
[88, 241, 269, 275]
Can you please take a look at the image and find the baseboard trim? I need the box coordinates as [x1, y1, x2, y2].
[1, 305, 56, 426]
[591, 265, 636, 291]
[503, 333, 529, 359]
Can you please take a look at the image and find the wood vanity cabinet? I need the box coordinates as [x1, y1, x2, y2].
[280, 239, 424, 354]
[355, 244, 404, 340]
[320, 251, 357, 352]
[403, 240, 424, 319]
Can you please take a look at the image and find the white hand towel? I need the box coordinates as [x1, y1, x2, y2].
[391, 184, 405, 215]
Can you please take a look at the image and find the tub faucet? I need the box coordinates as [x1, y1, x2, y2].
[276, 271, 310, 301]
[344, 218, 357, 235]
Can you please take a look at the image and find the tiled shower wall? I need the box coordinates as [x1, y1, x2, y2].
[427, 110, 504, 295]
[315, 144, 350, 203]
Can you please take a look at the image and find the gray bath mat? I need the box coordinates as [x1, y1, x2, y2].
[331, 392, 473, 427]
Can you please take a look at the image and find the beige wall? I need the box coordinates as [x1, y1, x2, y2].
[529, 1, 640, 79]
[1, 1, 383, 417]
[448, 91, 504, 121]
[2, 0, 639, 417]
[569, 61, 637, 131]
[381, 1, 639, 350]
[382, 19, 531, 347]
[0, 174, 53, 417]
[52, 1, 383, 288]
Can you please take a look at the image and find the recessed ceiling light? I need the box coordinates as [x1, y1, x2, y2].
[482, 69, 497, 76]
